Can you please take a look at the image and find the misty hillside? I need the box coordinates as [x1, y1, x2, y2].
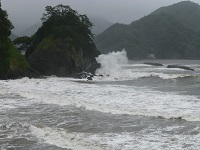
[19, 17, 113, 37]
[19, 22, 42, 37]
[95, 1, 200, 59]
[9, 33, 18, 41]
[151, 1, 200, 32]
[90, 17, 113, 35]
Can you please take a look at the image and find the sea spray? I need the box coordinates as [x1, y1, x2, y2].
[94, 50, 196, 81]
[95, 49, 128, 78]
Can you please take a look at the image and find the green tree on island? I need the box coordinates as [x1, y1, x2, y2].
[26, 4, 99, 76]
[13, 36, 32, 51]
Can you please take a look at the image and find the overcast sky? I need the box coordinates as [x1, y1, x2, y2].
[1, 0, 200, 34]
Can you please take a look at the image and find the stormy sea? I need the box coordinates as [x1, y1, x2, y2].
[1, 50, 200, 150]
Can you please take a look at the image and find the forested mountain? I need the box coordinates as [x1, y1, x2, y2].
[0, 2, 29, 79]
[95, 1, 200, 59]
[152, 1, 200, 32]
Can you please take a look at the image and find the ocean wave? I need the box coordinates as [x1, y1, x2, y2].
[94, 50, 199, 82]
[0, 122, 33, 150]
[2, 77, 200, 122]
[93, 71, 199, 81]
[29, 125, 106, 150]
[29, 125, 200, 150]
[140, 74, 199, 80]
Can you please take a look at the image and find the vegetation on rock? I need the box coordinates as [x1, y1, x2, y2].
[22, 4, 100, 76]
[13, 36, 32, 51]
[0, 1, 29, 79]
[0, 1, 12, 78]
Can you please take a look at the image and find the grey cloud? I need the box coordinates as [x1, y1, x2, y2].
[1, 0, 200, 34]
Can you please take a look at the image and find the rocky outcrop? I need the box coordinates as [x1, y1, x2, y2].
[144, 62, 163, 66]
[28, 37, 99, 77]
[26, 5, 100, 77]
[167, 65, 194, 71]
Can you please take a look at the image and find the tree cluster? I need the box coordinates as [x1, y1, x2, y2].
[1, 3, 100, 78]
[0, 1, 13, 78]
[12, 4, 100, 76]
[25, 4, 98, 59]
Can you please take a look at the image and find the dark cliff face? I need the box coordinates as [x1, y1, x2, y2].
[28, 36, 100, 77]
[28, 37, 97, 76]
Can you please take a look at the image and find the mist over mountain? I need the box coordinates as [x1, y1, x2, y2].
[17, 17, 113, 37]
[9, 33, 18, 41]
[95, 1, 200, 59]
[90, 17, 113, 35]
[19, 22, 42, 37]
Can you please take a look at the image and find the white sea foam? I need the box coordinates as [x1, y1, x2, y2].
[30, 125, 200, 150]
[1, 57, 200, 150]
[94, 50, 198, 81]
[1, 77, 200, 121]
[30, 125, 107, 150]
[0, 80, 35, 109]
[93, 69, 195, 81]
[95, 49, 128, 77]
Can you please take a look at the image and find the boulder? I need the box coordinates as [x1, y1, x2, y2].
[144, 62, 163, 66]
[167, 65, 194, 71]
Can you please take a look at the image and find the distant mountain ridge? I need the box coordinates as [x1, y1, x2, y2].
[95, 1, 200, 59]
[151, 1, 200, 32]
[90, 17, 113, 35]
[19, 22, 42, 37]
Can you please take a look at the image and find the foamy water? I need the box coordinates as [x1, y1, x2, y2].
[1, 76, 200, 121]
[1, 51, 200, 149]
[29, 124, 200, 150]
